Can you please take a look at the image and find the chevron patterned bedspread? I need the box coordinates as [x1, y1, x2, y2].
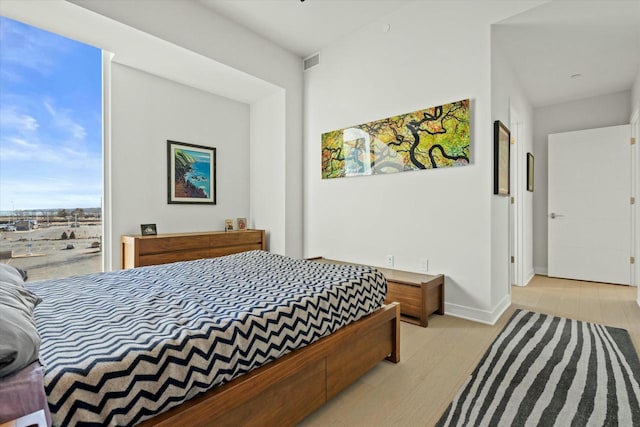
[25, 250, 386, 426]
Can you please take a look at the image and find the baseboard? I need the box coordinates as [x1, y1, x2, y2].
[445, 294, 511, 325]
[525, 269, 535, 285]
[534, 266, 548, 276]
[512, 271, 534, 288]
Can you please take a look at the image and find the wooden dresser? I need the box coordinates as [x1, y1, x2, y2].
[309, 257, 444, 327]
[121, 229, 265, 269]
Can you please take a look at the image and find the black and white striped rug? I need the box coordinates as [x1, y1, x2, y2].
[437, 309, 640, 426]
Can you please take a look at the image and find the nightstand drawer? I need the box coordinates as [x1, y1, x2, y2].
[386, 280, 422, 318]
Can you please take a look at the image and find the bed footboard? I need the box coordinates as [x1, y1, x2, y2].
[140, 302, 400, 427]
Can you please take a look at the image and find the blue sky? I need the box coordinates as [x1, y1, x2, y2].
[0, 16, 101, 212]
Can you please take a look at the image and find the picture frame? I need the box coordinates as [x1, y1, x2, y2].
[322, 99, 470, 179]
[493, 120, 510, 196]
[140, 224, 157, 236]
[225, 219, 234, 232]
[167, 140, 216, 204]
[527, 152, 534, 192]
[237, 217, 247, 231]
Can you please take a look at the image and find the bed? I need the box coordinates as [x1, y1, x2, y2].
[0, 247, 400, 426]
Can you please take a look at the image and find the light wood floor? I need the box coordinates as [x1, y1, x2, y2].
[299, 275, 640, 427]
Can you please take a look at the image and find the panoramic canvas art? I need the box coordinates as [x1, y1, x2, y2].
[321, 99, 470, 179]
[167, 140, 216, 204]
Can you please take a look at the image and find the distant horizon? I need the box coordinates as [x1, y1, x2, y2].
[0, 207, 101, 216]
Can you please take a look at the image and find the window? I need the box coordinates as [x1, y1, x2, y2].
[0, 17, 102, 281]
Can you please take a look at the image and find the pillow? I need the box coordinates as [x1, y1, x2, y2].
[15, 267, 28, 281]
[0, 263, 24, 286]
[0, 280, 41, 378]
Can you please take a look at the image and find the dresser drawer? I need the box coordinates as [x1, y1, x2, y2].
[138, 235, 210, 255]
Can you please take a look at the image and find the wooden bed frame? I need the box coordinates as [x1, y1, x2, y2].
[118, 230, 400, 426]
[140, 303, 400, 426]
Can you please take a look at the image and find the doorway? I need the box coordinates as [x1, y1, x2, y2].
[509, 106, 525, 287]
[547, 125, 631, 285]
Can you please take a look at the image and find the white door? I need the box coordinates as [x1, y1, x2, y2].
[548, 125, 631, 285]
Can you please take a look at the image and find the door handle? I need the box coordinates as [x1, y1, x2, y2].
[549, 213, 565, 219]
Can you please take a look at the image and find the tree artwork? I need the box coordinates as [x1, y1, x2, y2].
[321, 99, 470, 179]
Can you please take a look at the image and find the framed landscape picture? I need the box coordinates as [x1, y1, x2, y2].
[493, 120, 510, 196]
[167, 140, 216, 204]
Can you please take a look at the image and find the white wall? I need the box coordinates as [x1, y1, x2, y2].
[250, 91, 286, 254]
[632, 70, 640, 113]
[72, 0, 304, 258]
[304, 1, 540, 324]
[491, 33, 535, 301]
[533, 91, 632, 274]
[632, 72, 640, 304]
[109, 64, 250, 266]
[635, 109, 640, 306]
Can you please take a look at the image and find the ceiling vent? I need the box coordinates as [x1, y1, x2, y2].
[303, 53, 320, 71]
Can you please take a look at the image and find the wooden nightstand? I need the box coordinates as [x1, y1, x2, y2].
[307, 257, 445, 327]
[377, 268, 444, 327]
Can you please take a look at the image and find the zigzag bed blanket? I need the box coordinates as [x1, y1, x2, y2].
[26, 250, 387, 426]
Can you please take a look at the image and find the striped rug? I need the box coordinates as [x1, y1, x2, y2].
[437, 309, 640, 426]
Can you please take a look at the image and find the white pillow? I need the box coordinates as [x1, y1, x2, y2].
[0, 263, 25, 286]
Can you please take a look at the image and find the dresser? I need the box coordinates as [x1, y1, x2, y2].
[121, 229, 265, 269]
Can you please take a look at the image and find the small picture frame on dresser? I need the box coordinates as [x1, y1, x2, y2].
[141, 224, 157, 236]
[237, 217, 247, 231]
[225, 219, 234, 231]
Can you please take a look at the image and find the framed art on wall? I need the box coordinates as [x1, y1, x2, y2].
[527, 152, 534, 192]
[167, 140, 216, 204]
[321, 99, 470, 179]
[140, 224, 157, 236]
[493, 120, 510, 196]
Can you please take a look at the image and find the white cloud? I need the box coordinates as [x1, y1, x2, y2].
[0, 17, 73, 76]
[0, 106, 39, 132]
[0, 178, 101, 210]
[5, 137, 39, 149]
[0, 141, 100, 170]
[43, 99, 88, 141]
[43, 100, 56, 117]
[1, 99, 97, 173]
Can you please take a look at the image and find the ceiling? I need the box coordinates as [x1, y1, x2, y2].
[199, 0, 640, 108]
[494, 1, 640, 107]
[198, 0, 412, 58]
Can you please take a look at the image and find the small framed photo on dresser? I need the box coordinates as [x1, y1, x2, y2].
[225, 219, 234, 232]
[237, 218, 247, 231]
[141, 224, 157, 236]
